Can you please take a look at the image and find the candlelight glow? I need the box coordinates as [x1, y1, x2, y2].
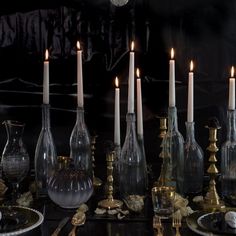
[136, 68, 140, 78]
[115, 76, 119, 88]
[171, 48, 174, 59]
[131, 41, 134, 51]
[77, 41, 81, 50]
[190, 60, 194, 72]
[231, 66, 235, 77]
[45, 49, 49, 61]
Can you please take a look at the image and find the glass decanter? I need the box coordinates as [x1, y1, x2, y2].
[1, 120, 29, 202]
[162, 106, 184, 195]
[34, 104, 57, 197]
[69, 107, 92, 178]
[221, 109, 236, 202]
[119, 113, 148, 201]
[184, 122, 204, 195]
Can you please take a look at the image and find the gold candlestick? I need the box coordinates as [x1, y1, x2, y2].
[98, 151, 123, 209]
[91, 135, 102, 187]
[203, 120, 225, 211]
[154, 116, 168, 187]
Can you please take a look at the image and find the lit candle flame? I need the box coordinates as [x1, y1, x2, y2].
[231, 66, 235, 77]
[77, 41, 81, 50]
[136, 68, 140, 78]
[171, 48, 174, 59]
[131, 41, 134, 51]
[190, 60, 194, 72]
[115, 76, 119, 88]
[45, 49, 49, 61]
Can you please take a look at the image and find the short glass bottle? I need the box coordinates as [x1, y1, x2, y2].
[162, 106, 184, 195]
[184, 121, 204, 195]
[34, 104, 57, 197]
[119, 113, 148, 200]
[221, 109, 236, 201]
[69, 107, 92, 178]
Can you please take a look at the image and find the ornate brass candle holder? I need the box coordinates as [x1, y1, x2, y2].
[154, 116, 168, 187]
[98, 151, 123, 209]
[203, 119, 225, 211]
[91, 135, 102, 187]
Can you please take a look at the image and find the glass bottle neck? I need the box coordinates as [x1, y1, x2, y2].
[185, 122, 196, 142]
[76, 107, 85, 125]
[125, 113, 136, 134]
[4, 120, 24, 142]
[167, 106, 179, 131]
[42, 104, 51, 129]
[226, 109, 236, 141]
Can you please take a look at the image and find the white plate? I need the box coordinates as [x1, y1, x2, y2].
[0, 206, 44, 236]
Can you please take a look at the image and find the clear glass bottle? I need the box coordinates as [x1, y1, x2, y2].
[184, 122, 204, 195]
[162, 106, 184, 195]
[119, 113, 148, 200]
[34, 104, 57, 197]
[221, 109, 236, 201]
[69, 107, 92, 178]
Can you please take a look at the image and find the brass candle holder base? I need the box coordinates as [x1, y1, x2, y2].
[98, 198, 123, 209]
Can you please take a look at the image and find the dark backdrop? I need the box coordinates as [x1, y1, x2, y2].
[0, 0, 235, 180]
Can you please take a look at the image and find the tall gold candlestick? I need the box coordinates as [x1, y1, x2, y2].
[98, 151, 123, 209]
[91, 135, 102, 187]
[203, 119, 225, 211]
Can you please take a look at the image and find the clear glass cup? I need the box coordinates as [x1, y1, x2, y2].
[151, 186, 175, 219]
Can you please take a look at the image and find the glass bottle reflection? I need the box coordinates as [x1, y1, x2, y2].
[1, 120, 29, 202]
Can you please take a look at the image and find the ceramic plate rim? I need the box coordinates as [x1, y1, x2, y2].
[0, 206, 44, 236]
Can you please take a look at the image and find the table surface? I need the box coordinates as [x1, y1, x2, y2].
[29, 196, 202, 236]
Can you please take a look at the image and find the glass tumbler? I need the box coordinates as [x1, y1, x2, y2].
[151, 186, 175, 219]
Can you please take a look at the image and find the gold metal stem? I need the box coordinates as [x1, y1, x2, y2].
[98, 151, 123, 209]
[91, 135, 102, 187]
[203, 125, 225, 211]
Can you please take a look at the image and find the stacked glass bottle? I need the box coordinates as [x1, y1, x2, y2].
[35, 104, 57, 197]
[221, 109, 236, 201]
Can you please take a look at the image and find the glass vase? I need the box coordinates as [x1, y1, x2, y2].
[34, 104, 57, 197]
[184, 122, 204, 195]
[162, 106, 184, 195]
[119, 113, 148, 201]
[221, 109, 236, 202]
[1, 120, 30, 203]
[69, 107, 92, 178]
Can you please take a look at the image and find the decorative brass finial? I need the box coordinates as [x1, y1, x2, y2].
[91, 135, 102, 187]
[98, 151, 123, 209]
[203, 118, 225, 211]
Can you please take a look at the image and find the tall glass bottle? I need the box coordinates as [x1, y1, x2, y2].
[35, 104, 57, 197]
[70, 107, 92, 178]
[162, 107, 184, 195]
[221, 109, 236, 200]
[119, 113, 148, 200]
[184, 122, 204, 195]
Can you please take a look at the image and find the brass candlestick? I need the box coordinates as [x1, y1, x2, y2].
[154, 116, 168, 187]
[98, 151, 123, 209]
[203, 120, 225, 211]
[91, 135, 102, 187]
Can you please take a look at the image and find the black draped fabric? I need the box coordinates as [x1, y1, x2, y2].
[0, 0, 235, 174]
